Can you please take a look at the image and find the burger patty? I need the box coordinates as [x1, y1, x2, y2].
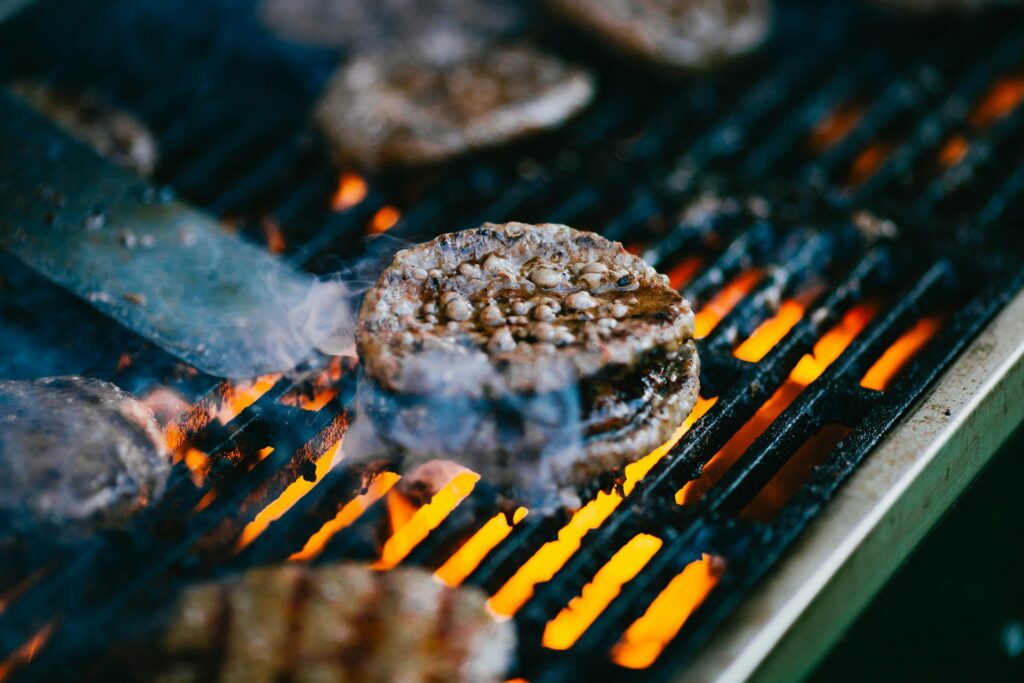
[0, 376, 170, 543]
[259, 0, 526, 51]
[315, 45, 594, 170]
[543, 0, 771, 71]
[356, 222, 699, 490]
[156, 563, 515, 683]
[10, 81, 159, 176]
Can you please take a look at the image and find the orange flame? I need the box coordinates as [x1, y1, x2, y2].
[373, 471, 480, 570]
[611, 554, 724, 669]
[807, 101, 865, 153]
[214, 374, 280, 425]
[678, 302, 879, 506]
[543, 533, 663, 651]
[261, 216, 286, 255]
[370, 205, 401, 234]
[487, 398, 716, 618]
[0, 621, 55, 682]
[693, 269, 764, 339]
[331, 172, 368, 212]
[435, 507, 529, 587]
[289, 471, 401, 561]
[847, 142, 890, 188]
[667, 256, 704, 290]
[970, 74, 1024, 129]
[235, 440, 344, 551]
[860, 313, 946, 391]
[733, 299, 807, 363]
[741, 423, 852, 522]
[181, 447, 211, 486]
[938, 135, 969, 169]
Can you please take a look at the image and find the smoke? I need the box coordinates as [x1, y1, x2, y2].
[342, 346, 586, 510]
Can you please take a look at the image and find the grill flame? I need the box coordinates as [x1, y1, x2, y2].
[543, 533, 663, 651]
[679, 301, 879, 505]
[611, 554, 724, 669]
[487, 397, 717, 618]
[331, 172, 368, 212]
[235, 439, 344, 551]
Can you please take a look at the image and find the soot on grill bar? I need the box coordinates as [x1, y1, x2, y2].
[1, 0, 1024, 681]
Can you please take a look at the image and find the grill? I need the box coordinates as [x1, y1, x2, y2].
[2, 0, 1024, 681]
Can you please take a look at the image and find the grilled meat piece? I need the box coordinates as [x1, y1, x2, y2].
[0, 376, 169, 543]
[314, 44, 594, 170]
[157, 563, 515, 683]
[544, 0, 771, 72]
[10, 81, 158, 176]
[259, 0, 525, 51]
[356, 222, 699, 492]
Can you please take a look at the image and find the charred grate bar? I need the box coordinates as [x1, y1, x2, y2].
[2, 0, 1024, 681]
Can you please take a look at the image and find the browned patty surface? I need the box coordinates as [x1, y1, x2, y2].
[158, 563, 514, 683]
[259, 0, 525, 50]
[0, 376, 169, 541]
[356, 222, 699, 490]
[544, 0, 771, 71]
[315, 45, 594, 169]
[11, 81, 159, 176]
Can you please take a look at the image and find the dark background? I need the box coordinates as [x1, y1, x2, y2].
[809, 424, 1024, 682]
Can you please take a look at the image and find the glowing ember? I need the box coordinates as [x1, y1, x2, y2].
[192, 490, 217, 513]
[261, 216, 286, 254]
[611, 554, 724, 669]
[861, 314, 946, 391]
[235, 440, 344, 551]
[435, 507, 529, 587]
[374, 471, 480, 570]
[181, 447, 211, 486]
[807, 101, 865, 153]
[214, 374, 280, 425]
[290, 471, 401, 561]
[666, 256, 704, 290]
[970, 74, 1024, 129]
[693, 269, 764, 339]
[678, 302, 880, 505]
[0, 621, 55, 682]
[488, 399, 714, 618]
[938, 135, 969, 169]
[847, 142, 890, 188]
[331, 171, 368, 211]
[369, 205, 401, 234]
[741, 424, 852, 522]
[280, 359, 344, 412]
[622, 397, 718, 496]
[543, 533, 663, 651]
[733, 299, 807, 363]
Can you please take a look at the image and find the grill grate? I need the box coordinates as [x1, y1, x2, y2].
[2, 0, 1024, 681]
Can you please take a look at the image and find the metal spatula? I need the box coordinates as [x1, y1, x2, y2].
[0, 91, 350, 379]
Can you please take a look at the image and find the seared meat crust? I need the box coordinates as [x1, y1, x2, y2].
[544, 0, 771, 71]
[0, 376, 169, 542]
[11, 81, 159, 175]
[157, 563, 515, 683]
[356, 222, 699, 489]
[315, 46, 594, 170]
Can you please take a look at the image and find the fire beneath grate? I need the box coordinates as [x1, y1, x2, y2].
[2, 0, 1024, 681]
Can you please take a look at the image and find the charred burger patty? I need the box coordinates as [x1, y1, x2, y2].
[315, 44, 594, 170]
[155, 563, 515, 682]
[356, 222, 699, 491]
[543, 0, 771, 72]
[0, 376, 169, 543]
